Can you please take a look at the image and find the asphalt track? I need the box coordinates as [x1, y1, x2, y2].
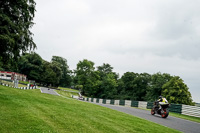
[90, 102, 200, 133]
[40, 87, 60, 96]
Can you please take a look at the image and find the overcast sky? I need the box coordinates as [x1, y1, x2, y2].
[32, 0, 200, 103]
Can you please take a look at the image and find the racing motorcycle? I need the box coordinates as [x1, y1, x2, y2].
[151, 101, 169, 118]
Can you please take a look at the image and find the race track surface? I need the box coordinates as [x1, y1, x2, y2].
[92, 102, 200, 133]
[40, 87, 60, 96]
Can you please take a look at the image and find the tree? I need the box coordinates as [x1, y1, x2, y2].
[97, 63, 119, 80]
[96, 63, 118, 98]
[40, 60, 62, 87]
[118, 72, 150, 100]
[118, 72, 139, 100]
[145, 72, 172, 101]
[40, 60, 56, 87]
[162, 76, 194, 105]
[74, 59, 100, 96]
[0, 0, 36, 65]
[50, 61, 62, 87]
[98, 73, 118, 99]
[18, 52, 43, 83]
[51, 56, 72, 87]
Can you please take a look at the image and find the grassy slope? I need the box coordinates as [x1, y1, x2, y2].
[56, 87, 80, 98]
[0, 85, 180, 133]
[169, 112, 200, 123]
[58, 87, 79, 92]
[55, 89, 79, 98]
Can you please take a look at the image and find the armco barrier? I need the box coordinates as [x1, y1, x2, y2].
[96, 98, 99, 103]
[182, 105, 200, 118]
[119, 100, 125, 106]
[147, 102, 154, 109]
[110, 99, 115, 105]
[169, 104, 182, 114]
[131, 101, 138, 107]
[103, 99, 106, 104]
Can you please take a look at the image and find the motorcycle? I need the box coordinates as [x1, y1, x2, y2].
[151, 101, 169, 118]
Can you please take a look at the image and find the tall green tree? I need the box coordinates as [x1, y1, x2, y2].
[98, 73, 118, 99]
[118, 72, 150, 100]
[145, 72, 172, 101]
[51, 56, 72, 87]
[74, 59, 100, 96]
[18, 52, 43, 83]
[0, 0, 36, 65]
[40, 60, 62, 87]
[96, 63, 118, 98]
[162, 76, 194, 105]
[118, 72, 139, 100]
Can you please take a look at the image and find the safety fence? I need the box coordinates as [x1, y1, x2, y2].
[73, 97, 200, 118]
[0, 82, 37, 89]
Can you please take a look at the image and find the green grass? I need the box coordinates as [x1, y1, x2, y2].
[169, 112, 200, 123]
[55, 89, 79, 98]
[58, 87, 79, 92]
[0, 85, 180, 133]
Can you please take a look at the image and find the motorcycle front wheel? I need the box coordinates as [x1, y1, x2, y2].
[161, 109, 169, 118]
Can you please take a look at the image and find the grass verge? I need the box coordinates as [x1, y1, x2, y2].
[0, 85, 180, 133]
[58, 87, 79, 92]
[169, 112, 200, 123]
[55, 89, 79, 98]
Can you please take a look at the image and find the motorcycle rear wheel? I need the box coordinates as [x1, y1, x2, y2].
[151, 108, 155, 115]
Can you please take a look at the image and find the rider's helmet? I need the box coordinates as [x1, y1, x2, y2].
[159, 95, 163, 101]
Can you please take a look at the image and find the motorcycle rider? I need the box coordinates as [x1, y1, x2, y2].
[156, 96, 168, 110]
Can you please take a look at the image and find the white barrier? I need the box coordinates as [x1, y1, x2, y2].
[114, 100, 120, 105]
[99, 99, 103, 104]
[93, 98, 96, 103]
[125, 100, 131, 107]
[138, 101, 147, 109]
[182, 105, 200, 118]
[106, 99, 111, 104]
[88, 98, 91, 102]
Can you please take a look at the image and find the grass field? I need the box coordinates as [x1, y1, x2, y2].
[55, 89, 79, 98]
[0, 85, 180, 133]
[58, 87, 79, 92]
[56, 87, 80, 98]
[169, 112, 200, 123]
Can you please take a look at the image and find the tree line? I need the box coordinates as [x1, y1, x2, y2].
[0, 52, 194, 105]
[0, 0, 194, 105]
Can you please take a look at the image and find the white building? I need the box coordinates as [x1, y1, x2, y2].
[0, 71, 27, 81]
